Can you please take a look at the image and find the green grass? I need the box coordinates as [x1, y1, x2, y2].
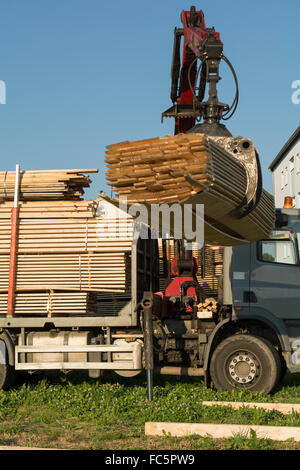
[0, 370, 300, 449]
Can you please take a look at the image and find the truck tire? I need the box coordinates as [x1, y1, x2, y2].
[210, 334, 281, 393]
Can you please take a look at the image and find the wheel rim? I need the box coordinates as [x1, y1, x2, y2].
[226, 350, 260, 386]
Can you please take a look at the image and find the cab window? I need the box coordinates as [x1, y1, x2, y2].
[258, 230, 298, 265]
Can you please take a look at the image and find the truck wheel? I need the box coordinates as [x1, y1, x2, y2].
[0, 364, 16, 390]
[210, 334, 281, 393]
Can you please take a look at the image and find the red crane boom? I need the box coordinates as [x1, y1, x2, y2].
[162, 6, 238, 137]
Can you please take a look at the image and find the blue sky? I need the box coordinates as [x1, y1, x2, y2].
[0, 0, 299, 198]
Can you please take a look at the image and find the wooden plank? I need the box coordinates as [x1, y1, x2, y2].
[201, 401, 300, 414]
[145, 422, 300, 441]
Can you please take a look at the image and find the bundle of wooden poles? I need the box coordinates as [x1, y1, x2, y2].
[105, 133, 275, 245]
[0, 169, 133, 317]
[0, 169, 95, 201]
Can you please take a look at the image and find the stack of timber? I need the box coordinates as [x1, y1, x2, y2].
[197, 297, 219, 314]
[0, 201, 133, 254]
[0, 169, 97, 201]
[105, 133, 275, 246]
[0, 170, 134, 317]
[193, 245, 224, 298]
[0, 253, 131, 293]
[0, 292, 98, 316]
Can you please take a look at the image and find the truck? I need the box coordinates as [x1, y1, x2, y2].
[0, 6, 297, 396]
[0, 203, 300, 396]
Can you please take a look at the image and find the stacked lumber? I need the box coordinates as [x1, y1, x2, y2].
[0, 199, 97, 219]
[105, 134, 233, 204]
[197, 297, 219, 314]
[0, 253, 131, 293]
[105, 133, 275, 245]
[0, 169, 97, 201]
[193, 245, 224, 298]
[0, 169, 135, 316]
[0, 292, 97, 316]
[0, 205, 133, 254]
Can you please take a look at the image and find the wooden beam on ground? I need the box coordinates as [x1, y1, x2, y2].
[145, 422, 300, 441]
[201, 401, 300, 414]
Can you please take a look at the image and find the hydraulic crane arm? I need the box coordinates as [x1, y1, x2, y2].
[162, 6, 262, 224]
[162, 6, 238, 136]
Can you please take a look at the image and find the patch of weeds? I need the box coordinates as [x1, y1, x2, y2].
[225, 429, 277, 450]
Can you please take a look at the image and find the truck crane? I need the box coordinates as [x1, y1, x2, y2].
[162, 5, 238, 137]
[0, 7, 299, 400]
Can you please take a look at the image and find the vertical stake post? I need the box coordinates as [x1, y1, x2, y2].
[142, 292, 154, 401]
[7, 164, 20, 316]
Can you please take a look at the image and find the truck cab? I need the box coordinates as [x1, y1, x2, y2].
[229, 208, 300, 375]
[204, 209, 300, 390]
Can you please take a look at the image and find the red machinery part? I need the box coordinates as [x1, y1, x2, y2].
[154, 256, 200, 319]
[167, 7, 224, 135]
